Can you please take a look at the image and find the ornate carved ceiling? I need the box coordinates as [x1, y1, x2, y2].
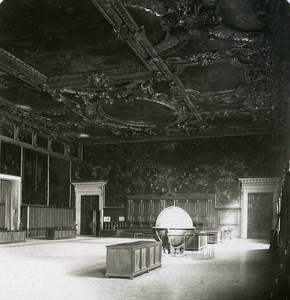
[0, 0, 288, 144]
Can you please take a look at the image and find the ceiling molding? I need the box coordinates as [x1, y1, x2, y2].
[0, 0, 285, 144]
[0, 48, 47, 89]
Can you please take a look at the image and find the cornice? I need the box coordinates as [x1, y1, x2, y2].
[81, 126, 280, 145]
[238, 177, 280, 183]
[0, 48, 47, 89]
[71, 181, 107, 187]
[0, 173, 21, 181]
[127, 193, 216, 200]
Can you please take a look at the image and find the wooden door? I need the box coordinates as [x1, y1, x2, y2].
[0, 179, 12, 230]
[248, 192, 273, 239]
[80, 195, 99, 235]
[0, 180, 5, 228]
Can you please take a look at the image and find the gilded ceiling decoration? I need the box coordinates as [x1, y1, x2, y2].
[0, 0, 288, 143]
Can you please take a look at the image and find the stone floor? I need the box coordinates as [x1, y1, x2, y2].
[0, 237, 282, 300]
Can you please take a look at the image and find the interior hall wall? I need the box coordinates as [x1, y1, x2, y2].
[22, 150, 70, 208]
[72, 135, 286, 208]
[49, 157, 70, 208]
[0, 141, 21, 176]
[0, 140, 71, 208]
[22, 149, 48, 205]
[21, 205, 75, 237]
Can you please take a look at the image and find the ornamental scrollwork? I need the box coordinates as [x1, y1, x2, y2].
[86, 73, 109, 87]
[169, 80, 183, 95]
[208, 25, 263, 43]
[180, 50, 224, 66]
[161, 0, 220, 29]
[206, 92, 236, 104]
[0, 77, 9, 89]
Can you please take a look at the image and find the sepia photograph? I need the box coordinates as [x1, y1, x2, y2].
[0, 0, 290, 299]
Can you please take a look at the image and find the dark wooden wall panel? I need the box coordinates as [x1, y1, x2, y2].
[133, 201, 140, 215]
[188, 202, 197, 214]
[20, 205, 27, 229]
[280, 174, 290, 248]
[165, 199, 174, 208]
[144, 201, 150, 214]
[0, 203, 5, 228]
[21, 205, 74, 237]
[177, 200, 187, 211]
[152, 201, 160, 217]
[127, 194, 216, 230]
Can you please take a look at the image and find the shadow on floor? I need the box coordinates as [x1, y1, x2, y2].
[70, 262, 107, 278]
[74, 267, 107, 278]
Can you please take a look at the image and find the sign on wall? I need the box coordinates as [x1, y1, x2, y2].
[104, 216, 111, 222]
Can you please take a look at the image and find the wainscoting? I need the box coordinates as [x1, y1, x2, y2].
[21, 205, 75, 237]
[127, 192, 216, 230]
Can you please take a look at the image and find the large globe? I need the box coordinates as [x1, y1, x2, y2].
[154, 206, 196, 249]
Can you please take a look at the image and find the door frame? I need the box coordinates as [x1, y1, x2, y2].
[72, 181, 107, 235]
[0, 173, 22, 230]
[238, 177, 280, 238]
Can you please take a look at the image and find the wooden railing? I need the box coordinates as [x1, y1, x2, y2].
[103, 221, 127, 230]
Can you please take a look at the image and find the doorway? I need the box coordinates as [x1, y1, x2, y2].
[0, 174, 22, 230]
[80, 195, 99, 235]
[248, 192, 273, 239]
[1, 179, 11, 229]
[72, 181, 107, 235]
[239, 177, 280, 239]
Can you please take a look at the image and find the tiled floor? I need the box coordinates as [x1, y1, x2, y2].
[0, 237, 281, 300]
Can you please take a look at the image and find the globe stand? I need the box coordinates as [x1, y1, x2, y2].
[153, 206, 197, 256]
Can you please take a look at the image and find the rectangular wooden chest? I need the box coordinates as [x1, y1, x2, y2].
[105, 240, 162, 279]
[45, 228, 76, 240]
[0, 230, 26, 244]
[185, 233, 208, 251]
